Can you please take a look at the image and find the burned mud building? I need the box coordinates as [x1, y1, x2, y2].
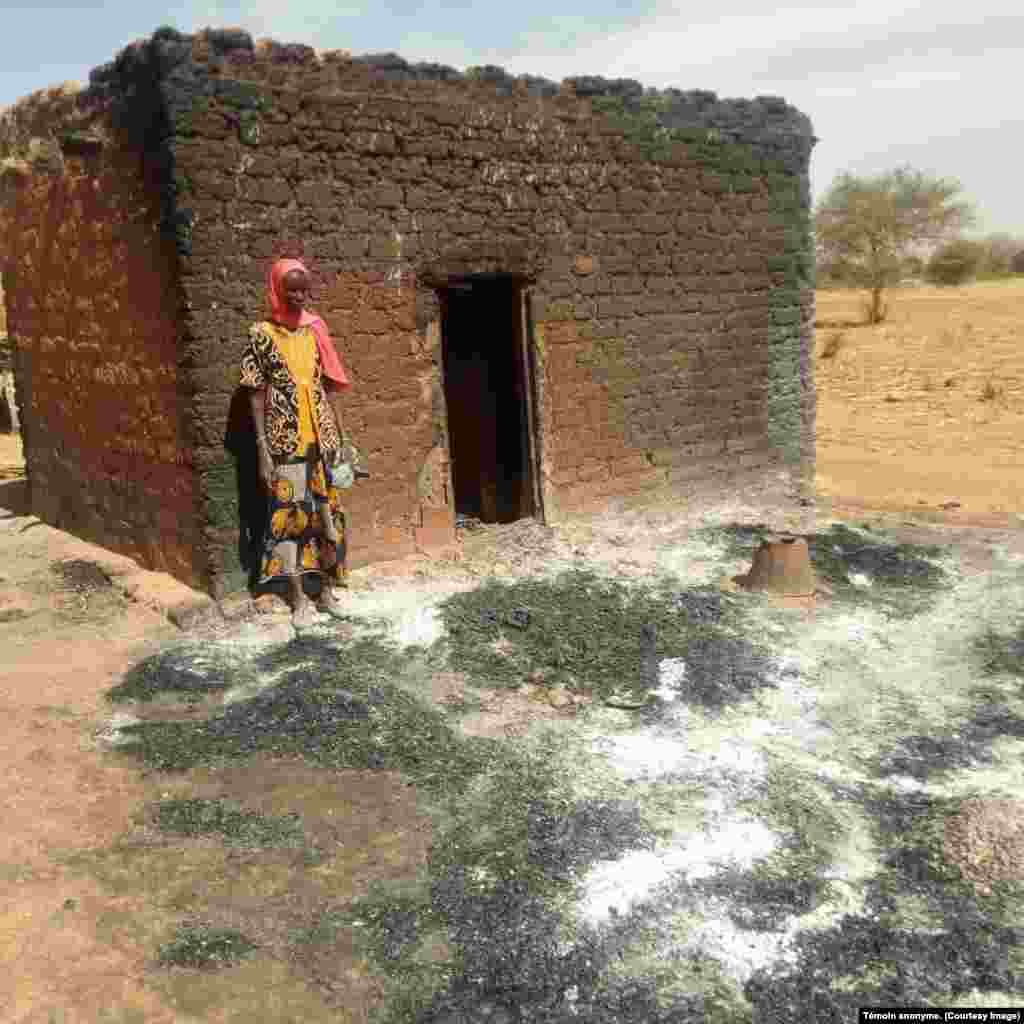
[0, 28, 816, 597]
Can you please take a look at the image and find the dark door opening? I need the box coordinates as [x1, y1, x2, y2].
[439, 275, 539, 524]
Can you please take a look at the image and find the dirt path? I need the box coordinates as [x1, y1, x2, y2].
[1, 513, 188, 1022]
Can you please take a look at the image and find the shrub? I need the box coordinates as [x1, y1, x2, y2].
[925, 239, 985, 286]
[979, 379, 1001, 402]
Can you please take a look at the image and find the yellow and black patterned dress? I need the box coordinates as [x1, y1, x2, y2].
[239, 321, 348, 587]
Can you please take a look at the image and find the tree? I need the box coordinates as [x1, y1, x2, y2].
[814, 166, 975, 323]
[925, 239, 985, 285]
[1013, 249, 1024, 275]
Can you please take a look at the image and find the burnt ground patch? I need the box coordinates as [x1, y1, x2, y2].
[670, 587, 726, 626]
[660, 633, 779, 716]
[438, 569, 776, 714]
[693, 864, 826, 935]
[107, 643, 252, 704]
[297, 886, 438, 975]
[45, 556, 126, 622]
[525, 797, 653, 884]
[417, 751, 618, 1020]
[742, 779, 1023, 1022]
[106, 634, 496, 798]
[866, 686, 1024, 783]
[744, 907, 1021, 1024]
[706, 521, 951, 619]
[50, 557, 112, 591]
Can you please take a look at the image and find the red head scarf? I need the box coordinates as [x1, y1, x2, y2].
[267, 258, 351, 389]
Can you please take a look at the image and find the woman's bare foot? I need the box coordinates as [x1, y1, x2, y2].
[319, 586, 346, 619]
[292, 601, 318, 629]
[290, 576, 317, 628]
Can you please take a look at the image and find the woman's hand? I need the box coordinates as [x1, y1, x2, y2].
[257, 440, 275, 490]
[248, 390, 274, 489]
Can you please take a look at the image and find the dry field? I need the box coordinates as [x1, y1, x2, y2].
[814, 278, 1024, 523]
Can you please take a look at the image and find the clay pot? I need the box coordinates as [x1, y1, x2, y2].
[738, 535, 816, 596]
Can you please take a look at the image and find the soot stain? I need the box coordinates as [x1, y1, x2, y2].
[672, 589, 726, 626]
[107, 645, 245, 703]
[316, 891, 432, 966]
[674, 633, 779, 714]
[868, 692, 1024, 783]
[525, 797, 654, 883]
[693, 866, 827, 933]
[437, 570, 743, 705]
[744, 896, 1021, 1023]
[107, 634, 495, 793]
[808, 523, 948, 588]
[50, 558, 112, 592]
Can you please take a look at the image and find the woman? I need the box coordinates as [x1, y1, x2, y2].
[240, 258, 353, 628]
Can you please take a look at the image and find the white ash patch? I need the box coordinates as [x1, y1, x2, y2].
[668, 905, 802, 985]
[652, 658, 687, 702]
[590, 807, 877, 987]
[591, 732, 692, 781]
[577, 804, 781, 927]
[220, 619, 296, 650]
[591, 728, 770, 791]
[579, 722, 778, 927]
[338, 582, 477, 648]
[394, 604, 444, 648]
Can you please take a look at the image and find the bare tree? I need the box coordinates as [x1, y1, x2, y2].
[815, 166, 975, 323]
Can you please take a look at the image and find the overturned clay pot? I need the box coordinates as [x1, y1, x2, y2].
[737, 535, 817, 597]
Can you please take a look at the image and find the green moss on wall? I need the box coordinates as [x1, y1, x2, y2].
[590, 95, 814, 470]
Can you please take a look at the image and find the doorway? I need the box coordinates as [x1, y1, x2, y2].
[438, 275, 540, 525]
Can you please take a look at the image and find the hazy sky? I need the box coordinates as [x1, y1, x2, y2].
[2, 1, 1021, 236]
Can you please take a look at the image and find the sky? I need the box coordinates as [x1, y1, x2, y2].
[2, 1, 1021, 237]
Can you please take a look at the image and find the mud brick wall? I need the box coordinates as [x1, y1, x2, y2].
[0, 85, 199, 583]
[0, 28, 816, 598]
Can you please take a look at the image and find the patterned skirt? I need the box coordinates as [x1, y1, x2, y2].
[258, 446, 348, 587]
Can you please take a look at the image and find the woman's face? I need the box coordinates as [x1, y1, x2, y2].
[281, 269, 309, 313]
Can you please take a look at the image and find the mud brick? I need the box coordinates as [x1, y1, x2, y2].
[420, 506, 453, 530]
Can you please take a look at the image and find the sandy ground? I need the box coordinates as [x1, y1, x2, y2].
[814, 279, 1024, 524]
[2, 280, 1024, 1020]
